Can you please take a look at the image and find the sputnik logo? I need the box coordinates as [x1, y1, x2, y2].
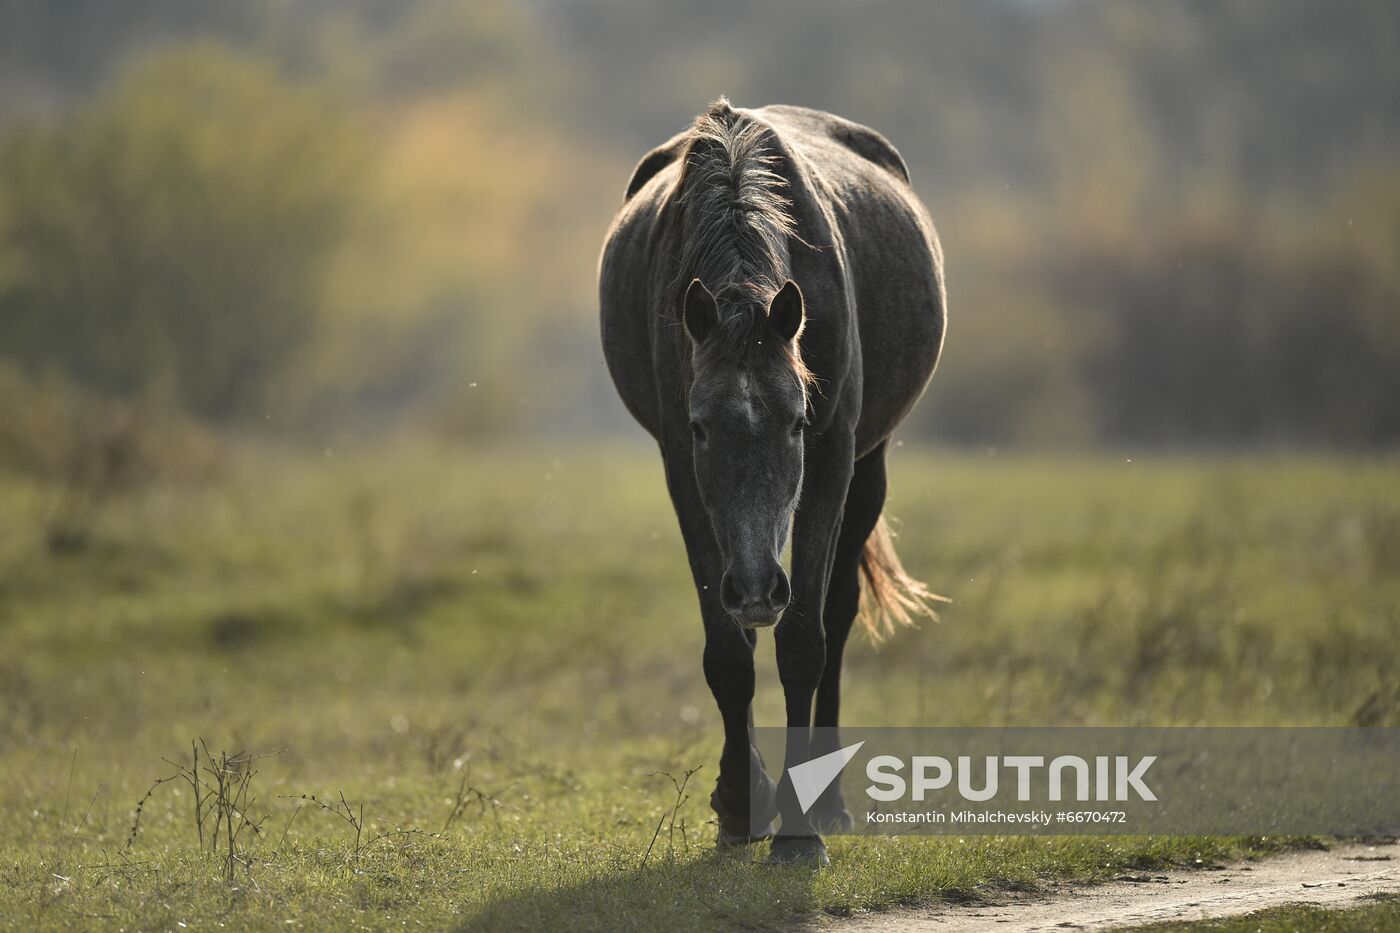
[787, 741, 865, 814]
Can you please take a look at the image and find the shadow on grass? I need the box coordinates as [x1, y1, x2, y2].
[457, 849, 825, 933]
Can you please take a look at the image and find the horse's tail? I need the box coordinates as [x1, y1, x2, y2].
[856, 514, 946, 643]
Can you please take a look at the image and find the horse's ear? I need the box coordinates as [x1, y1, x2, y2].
[683, 278, 718, 343]
[768, 280, 805, 343]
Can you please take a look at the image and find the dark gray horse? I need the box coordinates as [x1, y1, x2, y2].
[599, 99, 945, 865]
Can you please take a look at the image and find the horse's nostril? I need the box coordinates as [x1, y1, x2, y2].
[720, 571, 743, 611]
[769, 572, 791, 610]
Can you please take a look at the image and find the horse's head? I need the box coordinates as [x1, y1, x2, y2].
[683, 278, 809, 628]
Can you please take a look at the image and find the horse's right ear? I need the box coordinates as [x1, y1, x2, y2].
[683, 279, 718, 343]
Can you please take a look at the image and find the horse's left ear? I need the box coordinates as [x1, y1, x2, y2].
[768, 280, 805, 343]
[683, 278, 719, 343]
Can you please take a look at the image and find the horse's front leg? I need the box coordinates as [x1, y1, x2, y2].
[661, 445, 777, 845]
[770, 430, 855, 865]
[703, 616, 779, 844]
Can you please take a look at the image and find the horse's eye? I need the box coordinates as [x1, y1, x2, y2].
[791, 419, 805, 438]
[690, 420, 706, 443]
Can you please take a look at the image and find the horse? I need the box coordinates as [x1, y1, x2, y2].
[598, 99, 946, 865]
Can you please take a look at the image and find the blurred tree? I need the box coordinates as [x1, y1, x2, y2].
[0, 45, 364, 419]
[307, 88, 619, 433]
[1067, 191, 1400, 447]
[3, 0, 1400, 446]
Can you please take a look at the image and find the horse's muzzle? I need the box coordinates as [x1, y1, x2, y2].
[721, 562, 790, 628]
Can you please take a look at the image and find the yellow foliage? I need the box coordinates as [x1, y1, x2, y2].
[310, 89, 623, 428]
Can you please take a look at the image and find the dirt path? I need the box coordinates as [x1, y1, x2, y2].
[835, 842, 1399, 932]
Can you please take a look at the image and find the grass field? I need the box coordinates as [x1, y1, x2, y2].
[2, 440, 1398, 931]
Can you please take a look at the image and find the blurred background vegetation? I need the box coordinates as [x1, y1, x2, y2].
[3, 8, 1399, 926]
[2, 0, 1399, 460]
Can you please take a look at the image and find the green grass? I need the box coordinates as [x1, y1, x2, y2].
[1131, 894, 1400, 931]
[2, 441, 1399, 931]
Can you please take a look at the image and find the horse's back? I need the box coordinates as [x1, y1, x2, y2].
[620, 105, 913, 204]
[622, 129, 689, 202]
[600, 161, 678, 438]
[756, 106, 946, 446]
[752, 105, 912, 186]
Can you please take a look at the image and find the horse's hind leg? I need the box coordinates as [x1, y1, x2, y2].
[807, 441, 888, 833]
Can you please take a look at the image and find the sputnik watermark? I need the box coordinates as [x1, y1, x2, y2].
[788, 744, 1155, 814]
[787, 741, 865, 814]
[752, 727, 1400, 836]
[866, 754, 1156, 802]
[866, 809, 1084, 825]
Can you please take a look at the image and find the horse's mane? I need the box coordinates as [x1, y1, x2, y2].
[673, 99, 814, 395]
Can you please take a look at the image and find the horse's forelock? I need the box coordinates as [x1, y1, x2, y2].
[675, 100, 810, 400]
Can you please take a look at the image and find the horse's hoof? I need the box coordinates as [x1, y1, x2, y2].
[767, 834, 829, 867]
[711, 771, 779, 846]
[716, 821, 775, 848]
